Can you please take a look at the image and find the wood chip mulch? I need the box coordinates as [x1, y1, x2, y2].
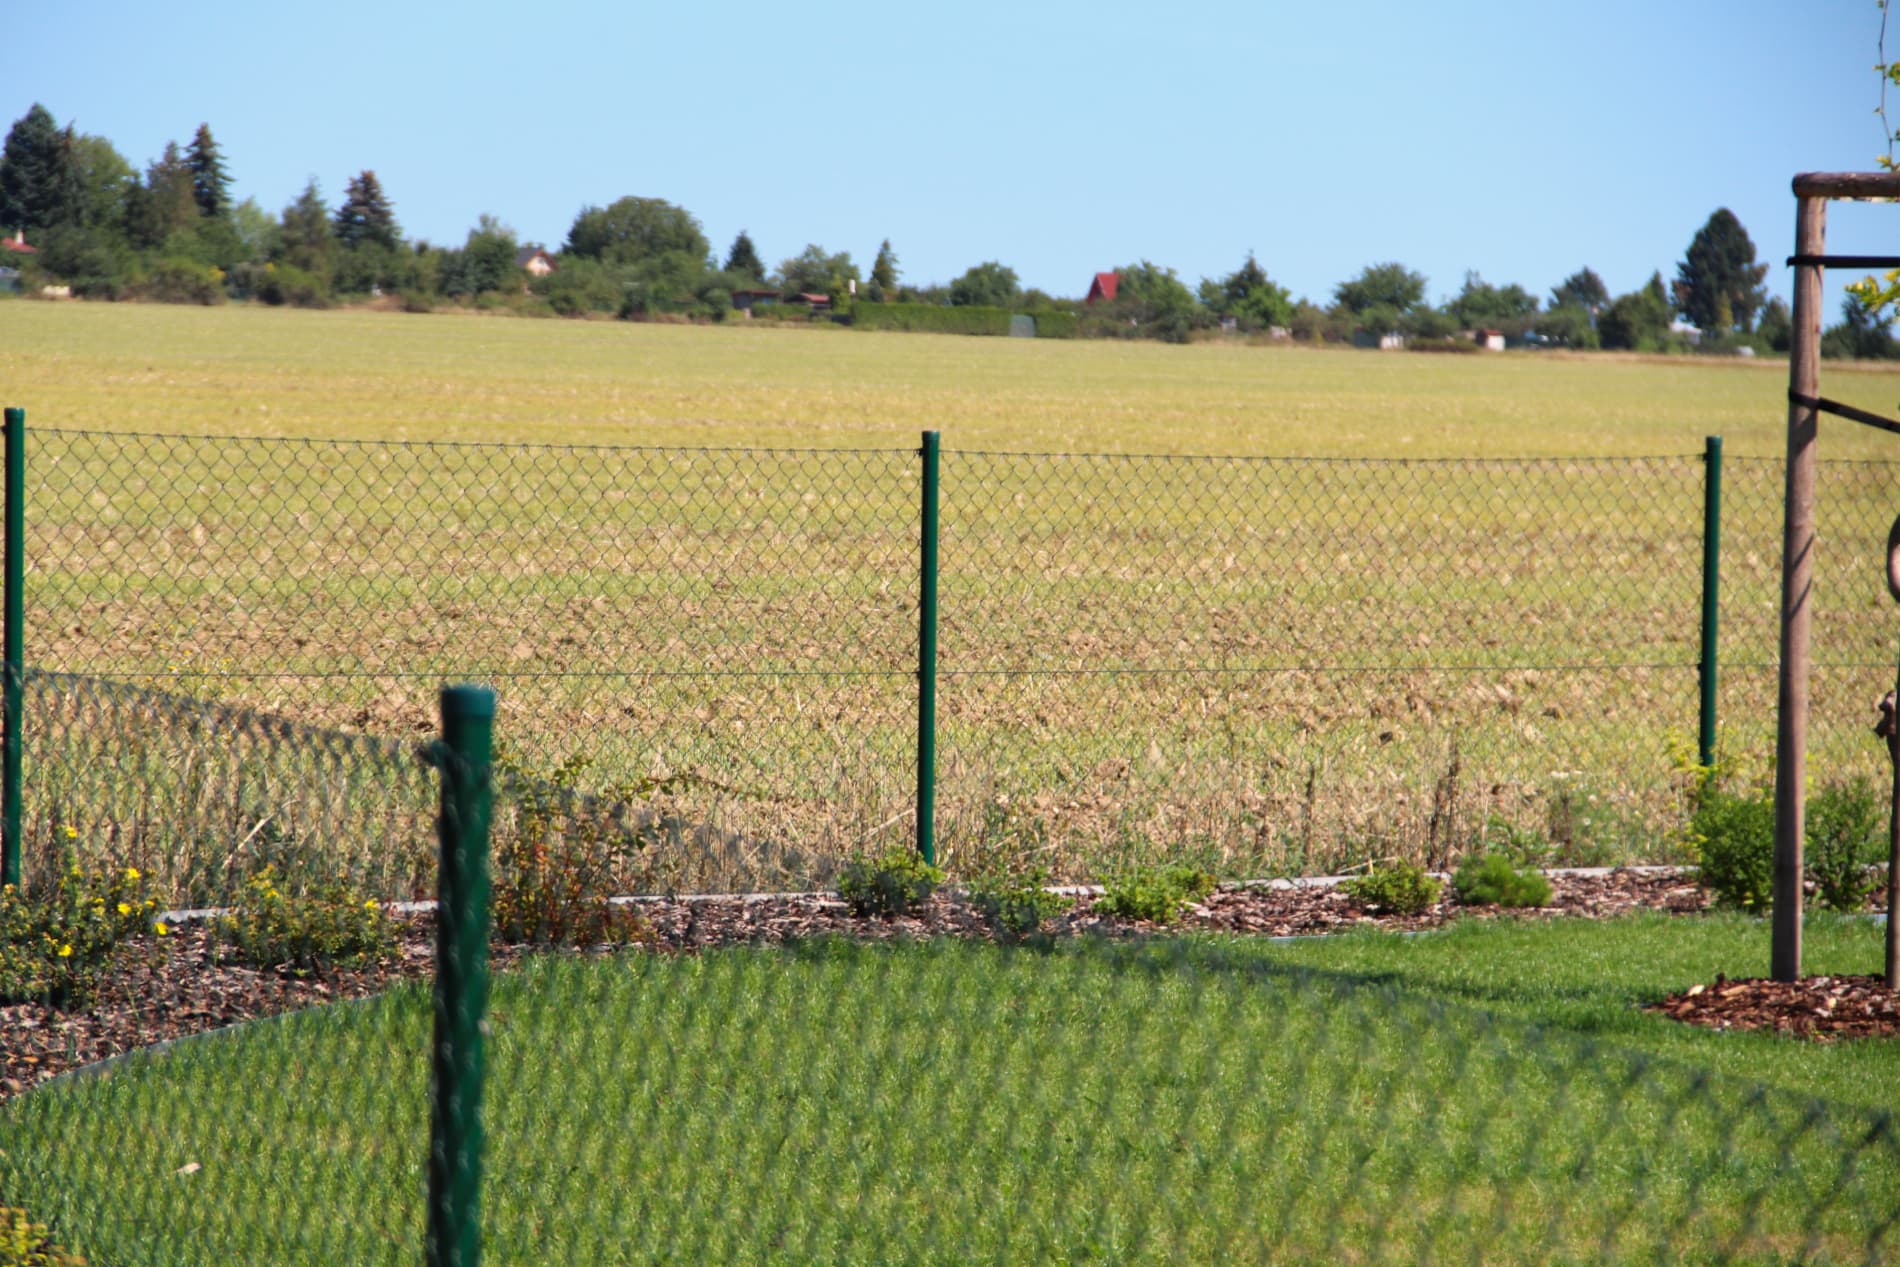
[0, 867, 1881, 1104]
[1649, 973, 1900, 1042]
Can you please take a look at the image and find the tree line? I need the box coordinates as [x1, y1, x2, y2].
[0, 103, 1888, 358]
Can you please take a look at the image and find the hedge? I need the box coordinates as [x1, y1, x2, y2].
[850, 303, 1079, 339]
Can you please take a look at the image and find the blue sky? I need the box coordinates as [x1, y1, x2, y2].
[6, 1, 1890, 317]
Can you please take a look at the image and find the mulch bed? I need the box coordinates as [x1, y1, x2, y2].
[2, 867, 1891, 1103]
[1649, 973, 1900, 1041]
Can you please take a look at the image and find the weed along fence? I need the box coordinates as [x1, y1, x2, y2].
[2, 411, 1900, 903]
[6, 683, 1900, 1266]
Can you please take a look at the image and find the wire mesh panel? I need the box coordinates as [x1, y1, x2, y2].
[1720, 457, 1900, 786]
[936, 451, 1710, 877]
[28, 430, 918, 899]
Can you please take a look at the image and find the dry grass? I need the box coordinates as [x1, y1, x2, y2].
[6, 302, 1900, 899]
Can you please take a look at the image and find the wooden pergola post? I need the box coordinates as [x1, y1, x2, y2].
[1773, 172, 1900, 982]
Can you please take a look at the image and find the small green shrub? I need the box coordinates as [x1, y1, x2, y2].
[1689, 784, 1776, 913]
[965, 867, 1065, 940]
[1094, 864, 1216, 924]
[1339, 861, 1441, 916]
[491, 750, 659, 946]
[0, 865, 160, 1006]
[1806, 777, 1885, 913]
[839, 846, 944, 918]
[0, 1207, 84, 1267]
[214, 867, 395, 974]
[1451, 853, 1553, 908]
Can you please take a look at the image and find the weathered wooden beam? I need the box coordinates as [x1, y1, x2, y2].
[1773, 194, 1827, 982]
[1792, 171, 1900, 200]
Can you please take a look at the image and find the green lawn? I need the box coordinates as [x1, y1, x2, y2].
[5, 914, 1895, 1265]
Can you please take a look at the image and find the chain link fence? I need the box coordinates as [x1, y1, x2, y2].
[15, 424, 1899, 903]
[6, 417, 1900, 1263]
[4, 695, 1898, 1264]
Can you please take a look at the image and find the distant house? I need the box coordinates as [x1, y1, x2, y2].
[730, 288, 780, 313]
[514, 246, 555, 277]
[1475, 328, 1505, 351]
[794, 292, 831, 312]
[2, 231, 37, 258]
[1085, 272, 1119, 304]
[1353, 330, 1407, 351]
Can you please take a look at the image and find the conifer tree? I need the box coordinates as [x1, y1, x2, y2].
[185, 123, 231, 220]
[724, 229, 764, 280]
[333, 170, 400, 251]
[870, 238, 899, 299]
[0, 103, 74, 234]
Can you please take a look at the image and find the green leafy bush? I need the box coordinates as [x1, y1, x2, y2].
[1094, 864, 1216, 924]
[1451, 853, 1553, 908]
[0, 865, 160, 1006]
[0, 1208, 84, 1267]
[965, 867, 1065, 940]
[214, 867, 395, 974]
[1689, 784, 1776, 913]
[1806, 777, 1885, 913]
[838, 846, 944, 918]
[1339, 861, 1441, 916]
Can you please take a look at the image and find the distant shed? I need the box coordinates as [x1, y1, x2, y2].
[1085, 272, 1119, 304]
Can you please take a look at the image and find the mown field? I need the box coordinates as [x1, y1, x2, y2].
[5, 917, 1896, 1266]
[4, 298, 1900, 455]
[4, 301, 1900, 902]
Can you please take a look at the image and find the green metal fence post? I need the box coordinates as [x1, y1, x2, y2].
[917, 431, 940, 867]
[3, 407, 22, 891]
[1698, 435, 1723, 771]
[428, 684, 495, 1267]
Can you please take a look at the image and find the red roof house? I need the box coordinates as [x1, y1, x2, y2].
[2, 231, 36, 256]
[1085, 271, 1119, 304]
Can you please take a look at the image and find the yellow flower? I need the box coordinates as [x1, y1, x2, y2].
[155, 922, 170, 937]
[124, 867, 140, 881]
[63, 826, 77, 840]
[364, 899, 378, 910]
[117, 902, 132, 916]
[57, 944, 72, 958]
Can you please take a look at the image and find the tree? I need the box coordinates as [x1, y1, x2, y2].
[1445, 271, 1539, 330]
[1598, 272, 1673, 351]
[1550, 267, 1609, 314]
[1756, 296, 1793, 353]
[0, 104, 75, 235]
[1198, 252, 1293, 330]
[1106, 260, 1203, 343]
[776, 244, 857, 297]
[869, 238, 898, 301]
[1821, 293, 1900, 360]
[1333, 262, 1427, 317]
[129, 141, 198, 248]
[723, 229, 764, 281]
[67, 132, 134, 234]
[185, 124, 231, 221]
[333, 171, 400, 251]
[565, 196, 707, 266]
[276, 178, 336, 278]
[1673, 208, 1768, 334]
[440, 214, 518, 297]
[949, 260, 1020, 308]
